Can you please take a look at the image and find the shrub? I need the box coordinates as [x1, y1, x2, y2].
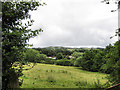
[74, 57, 82, 67]
[24, 49, 41, 62]
[55, 59, 72, 66]
[56, 53, 63, 60]
[71, 52, 83, 58]
[42, 58, 56, 64]
[80, 50, 98, 71]
[39, 54, 47, 60]
[24, 49, 47, 63]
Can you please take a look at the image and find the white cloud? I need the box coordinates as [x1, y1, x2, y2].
[27, 0, 118, 48]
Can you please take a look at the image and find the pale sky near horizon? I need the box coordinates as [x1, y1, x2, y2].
[26, 0, 118, 48]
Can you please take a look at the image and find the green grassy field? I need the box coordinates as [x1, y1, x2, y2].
[20, 63, 108, 88]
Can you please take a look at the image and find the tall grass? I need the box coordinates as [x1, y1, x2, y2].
[74, 79, 106, 88]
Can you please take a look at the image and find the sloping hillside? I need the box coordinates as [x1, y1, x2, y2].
[20, 63, 108, 88]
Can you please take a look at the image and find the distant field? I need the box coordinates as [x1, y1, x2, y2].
[20, 63, 108, 88]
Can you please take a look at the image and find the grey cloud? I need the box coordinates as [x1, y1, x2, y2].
[27, 0, 118, 48]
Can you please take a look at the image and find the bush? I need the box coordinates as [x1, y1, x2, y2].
[80, 50, 101, 71]
[56, 53, 63, 60]
[44, 60, 55, 64]
[24, 49, 40, 62]
[39, 58, 56, 64]
[71, 52, 83, 67]
[55, 59, 72, 66]
[39, 54, 47, 61]
[74, 57, 82, 67]
[91, 50, 104, 72]
[71, 52, 83, 58]
[24, 49, 47, 63]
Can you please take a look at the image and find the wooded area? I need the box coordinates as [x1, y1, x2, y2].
[1, 0, 120, 89]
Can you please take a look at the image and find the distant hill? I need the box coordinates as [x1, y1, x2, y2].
[35, 45, 105, 49]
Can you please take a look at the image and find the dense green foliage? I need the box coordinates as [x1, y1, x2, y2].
[24, 49, 47, 63]
[71, 52, 83, 58]
[55, 59, 73, 66]
[34, 47, 73, 57]
[79, 41, 120, 86]
[71, 52, 83, 66]
[56, 53, 63, 60]
[2, 1, 44, 89]
[102, 41, 120, 85]
[73, 57, 82, 67]
[100, 0, 120, 87]
[80, 49, 104, 72]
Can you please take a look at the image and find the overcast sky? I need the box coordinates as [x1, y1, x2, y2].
[26, 0, 118, 48]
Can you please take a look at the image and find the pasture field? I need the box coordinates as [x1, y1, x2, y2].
[19, 63, 108, 88]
